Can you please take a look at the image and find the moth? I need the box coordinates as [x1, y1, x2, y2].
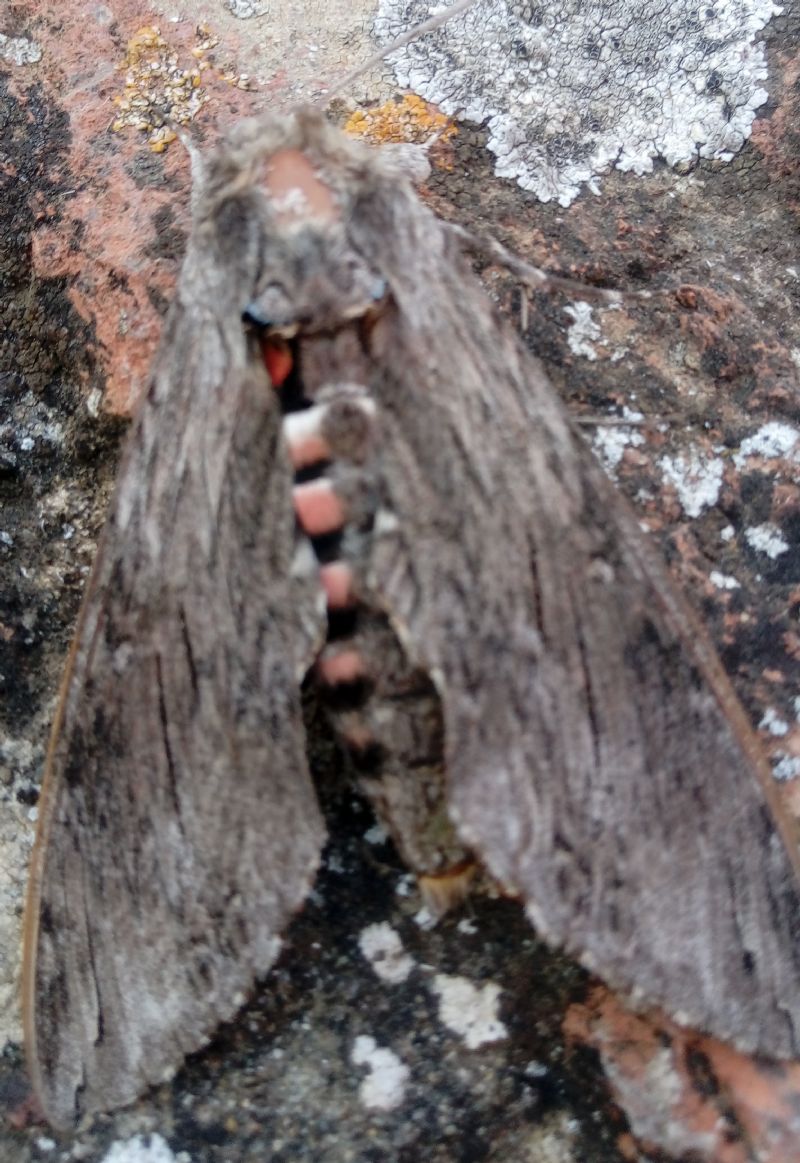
[21, 106, 800, 1129]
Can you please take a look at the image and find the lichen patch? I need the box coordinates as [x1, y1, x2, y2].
[431, 973, 507, 1049]
[377, 0, 781, 205]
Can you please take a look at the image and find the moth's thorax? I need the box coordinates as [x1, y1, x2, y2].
[245, 150, 386, 335]
[261, 149, 339, 226]
[256, 320, 471, 889]
[292, 327, 376, 401]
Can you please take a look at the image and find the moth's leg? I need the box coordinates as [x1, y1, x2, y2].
[447, 223, 627, 303]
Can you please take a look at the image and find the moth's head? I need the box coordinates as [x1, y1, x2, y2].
[188, 109, 419, 336]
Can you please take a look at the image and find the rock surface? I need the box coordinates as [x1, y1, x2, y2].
[1, 2, 800, 1161]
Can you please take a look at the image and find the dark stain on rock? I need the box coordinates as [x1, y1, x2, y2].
[0, 78, 124, 753]
[146, 283, 171, 317]
[125, 148, 183, 189]
[143, 204, 187, 263]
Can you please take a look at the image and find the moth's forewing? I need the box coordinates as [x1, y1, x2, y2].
[331, 117, 800, 1058]
[22, 151, 327, 1128]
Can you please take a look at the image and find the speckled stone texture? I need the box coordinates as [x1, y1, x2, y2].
[1, 2, 800, 1161]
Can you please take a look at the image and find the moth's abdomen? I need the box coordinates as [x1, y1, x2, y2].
[260, 332, 471, 888]
[323, 612, 466, 880]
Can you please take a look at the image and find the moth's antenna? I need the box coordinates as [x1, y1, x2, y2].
[173, 126, 208, 215]
[320, 0, 480, 105]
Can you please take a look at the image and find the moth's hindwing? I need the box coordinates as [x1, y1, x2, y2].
[22, 178, 327, 1127]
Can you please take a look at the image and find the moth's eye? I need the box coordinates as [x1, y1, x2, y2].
[242, 301, 272, 328]
[243, 282, 292, 330]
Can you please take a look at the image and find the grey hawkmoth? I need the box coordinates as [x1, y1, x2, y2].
[21, 106, 800, 1130]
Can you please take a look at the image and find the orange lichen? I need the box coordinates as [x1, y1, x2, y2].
[345, 94, 457, 148]
[110, 23, 256, 152]
[111, 25, 213, 151]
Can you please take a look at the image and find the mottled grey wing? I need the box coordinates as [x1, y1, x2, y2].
[23, 222, 326, 1127]
[352, 179, 800, 1059]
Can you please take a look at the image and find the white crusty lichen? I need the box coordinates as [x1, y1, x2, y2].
[0, 33, 42, 65]
[431, 973, 508, 1048]
[351, 1035, 410, 1110]
[100, 1134, 186, 1163]
[773, 755, 800, 781]
[592, 416, 645, 475]
[564, 301, 602, 361]
[733, 421, 800, 467]
[744, 522, 789, 558]
[659, 449, 725, 518]
[226, 0, 269, 16]
[376, 0, 781, 205]
[358, 921, 416, 983]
